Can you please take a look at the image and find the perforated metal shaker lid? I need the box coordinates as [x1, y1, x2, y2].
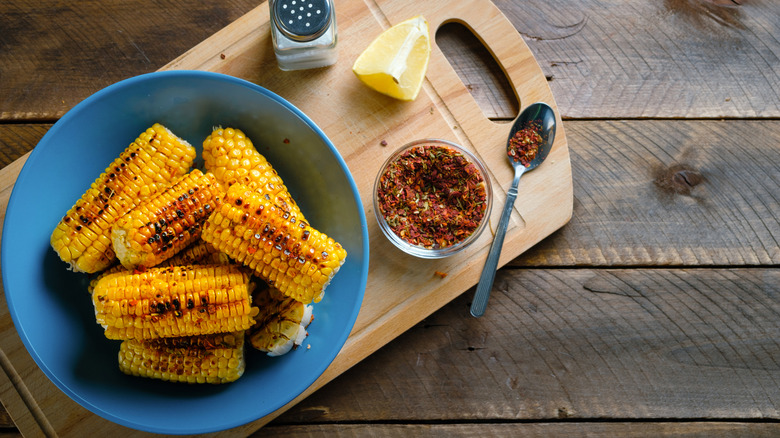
[273, 0, 333, 42]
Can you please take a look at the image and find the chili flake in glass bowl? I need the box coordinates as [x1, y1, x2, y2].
[373, 139, 492, 258]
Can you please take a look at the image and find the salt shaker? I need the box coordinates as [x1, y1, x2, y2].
[269, 0, 338, 71]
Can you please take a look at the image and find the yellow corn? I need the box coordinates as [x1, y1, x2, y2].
[118, 331, 245, 384]
[202, 126, 304, 218]
[87, 242, 230, 294]
[50, 123, 196, 273]
[164, 240, 231, 267]
[92, 264, 258, 340]
[87, 264, 126, 294]
[248, 284, 313, 356]
[111, 169, 223, 270]
[201, 184, 346, 304]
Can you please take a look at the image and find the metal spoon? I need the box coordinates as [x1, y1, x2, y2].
[470, 102, 556, 317]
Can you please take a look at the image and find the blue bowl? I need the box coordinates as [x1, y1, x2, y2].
[1, 70, 369, 434]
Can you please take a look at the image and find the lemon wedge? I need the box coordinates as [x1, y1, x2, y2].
[352, 15, 431, 101]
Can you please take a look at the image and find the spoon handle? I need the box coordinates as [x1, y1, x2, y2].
[470, 165, 525, 317]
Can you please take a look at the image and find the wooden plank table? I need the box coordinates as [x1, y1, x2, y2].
[2, 0, 779, 436]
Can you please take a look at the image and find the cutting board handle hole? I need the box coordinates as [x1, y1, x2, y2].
[435, 21, 519, 123]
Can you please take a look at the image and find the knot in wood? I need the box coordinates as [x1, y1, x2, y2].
[654, 163, 704, 196]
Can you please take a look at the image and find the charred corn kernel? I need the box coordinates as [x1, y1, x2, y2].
[119, 331, 245, 384]
[248, 285, 313, 356]
[202, 126, 304, 218]
[201, 184, 346, 304]
[111, 170, 224, 270]
[51, 124, 196, 273]
[92, 264, 258, 340]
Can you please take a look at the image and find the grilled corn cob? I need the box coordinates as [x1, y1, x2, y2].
[111, 169, 223, 270]
[92, 264, 258, 340]
[201, 183, 346, 304]
[202, 126, 304, 218]
[119, 331, 245, 384]
[50, 123, 196, 273]
[87, 242, 230, 294]
[248, 285, 313, 356]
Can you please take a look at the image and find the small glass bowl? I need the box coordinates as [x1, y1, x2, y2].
[373, 138, 493, 259]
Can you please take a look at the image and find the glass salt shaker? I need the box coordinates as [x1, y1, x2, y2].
[269, 0, 338, 71]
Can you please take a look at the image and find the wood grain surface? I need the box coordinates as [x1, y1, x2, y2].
[277, 268, 780, 420]
[498, 0, 780, 118]
[2, 0, 780, 436]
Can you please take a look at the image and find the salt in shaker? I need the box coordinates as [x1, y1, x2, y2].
[269, 0, 338, 71]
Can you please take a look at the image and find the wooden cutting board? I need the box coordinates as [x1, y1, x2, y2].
[0, 0, 572, 435]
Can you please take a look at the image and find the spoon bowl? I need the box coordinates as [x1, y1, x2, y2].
[507, 102, 556, 171]
[470, 102, 556, 317]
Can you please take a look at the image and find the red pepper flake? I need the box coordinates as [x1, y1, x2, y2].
[434, 271, 448, 278]
[377, 144, 487, 249]
[220, 53, 226, 60]
[283, 138, 290, 144]
[508, 121, 543, 167]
